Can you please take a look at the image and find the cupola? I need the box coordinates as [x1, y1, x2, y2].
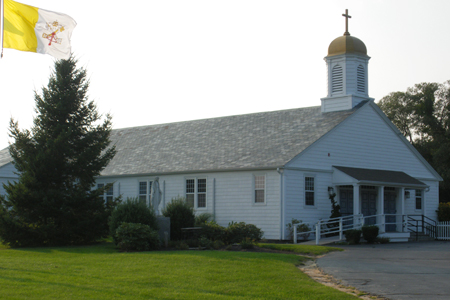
[321, 9, 374, 113]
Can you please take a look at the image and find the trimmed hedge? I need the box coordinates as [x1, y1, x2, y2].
[200, 221, 263, 245]
[116, 222, 160, 251]
[162, 197, 195, 240]
[362, 225, 379, 244]
[344, 229, 362, 244]
[226, 222, 263, 244]
[109, 197, 159, 244]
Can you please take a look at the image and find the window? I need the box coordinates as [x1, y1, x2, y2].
[305, 177, 315, 206]
[186, 178, 207, 208]
[254, 175, 265, 203]
[186, 179, 195, 207]
[197, 179, 206, 208]
[415, 190, 422, 210]
[139, 181, 152, 204]
[98, 183, 113, 203]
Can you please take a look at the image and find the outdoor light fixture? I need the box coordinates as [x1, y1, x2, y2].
[328, 186, 335, 197]
[405, 190, 410, 199]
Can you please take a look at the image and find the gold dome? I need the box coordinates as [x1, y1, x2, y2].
[327, 35, 367, 56]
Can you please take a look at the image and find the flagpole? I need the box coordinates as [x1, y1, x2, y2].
[1, 0, 4, 58]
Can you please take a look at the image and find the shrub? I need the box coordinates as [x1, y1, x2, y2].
[377, 237, 390, 244]
[115, 222, 160, 252]
[437, 202, 450, 221]
[199, 236, 213, 249]
[361, 225, 379, 244]
[109, 197, 159, 244]
[162, 197, 195, 240]
[174, 241, 189, 250]
[195, 213, 213, 226]
[286, 219, 311, 241]
[240, 237, 256, 249]
[184, 239, 199, 248]
[200, 221, 227, 242]
[344, 229, 362, 244]
[286, 218, 300, 241]
[212, 240, 225, 250]
[226, 222, 263, 244]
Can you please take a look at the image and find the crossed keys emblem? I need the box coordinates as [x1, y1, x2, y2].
[42, 21, 66, 46]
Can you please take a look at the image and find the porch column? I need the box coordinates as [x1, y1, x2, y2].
[353, 184, 360, 225]
[400, 187, 405, 232]
[379, 186, 385, 232]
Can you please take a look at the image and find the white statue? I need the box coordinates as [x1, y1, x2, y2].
[151, 177, 162, 215]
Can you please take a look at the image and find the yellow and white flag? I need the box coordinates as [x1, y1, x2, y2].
[3, 0, 76, 59]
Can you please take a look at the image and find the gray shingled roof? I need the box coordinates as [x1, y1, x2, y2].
[333, 166, 427, 187]
[0, 147, 11, 168]
[0, 105, 359, 176]
[101, 105, 357, 176]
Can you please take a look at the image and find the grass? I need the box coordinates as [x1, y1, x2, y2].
[259, 243, 344, 256]
[0, 242, 356, 300]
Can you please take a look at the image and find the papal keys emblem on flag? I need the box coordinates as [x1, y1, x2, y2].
[42, 21, 66, 46]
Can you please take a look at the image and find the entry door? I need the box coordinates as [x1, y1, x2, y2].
[340, 189, 353, 216]
[361, 190, 377, 225]
[384, 192, 397, 232]
[340, 188, 354, 226]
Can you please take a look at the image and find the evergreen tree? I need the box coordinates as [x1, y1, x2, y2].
[0, 57, 117, 247]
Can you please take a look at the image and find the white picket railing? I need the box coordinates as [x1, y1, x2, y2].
[436, 221, 450, 240]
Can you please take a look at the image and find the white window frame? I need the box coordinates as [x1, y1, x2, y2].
[304, 175, 315, 207]
[185, 177, 207, 209]
[138, 180, 153, 204]
[253, 174, 266, 205]
[415, 189, 423, 211]
[97, 182, 114, 203]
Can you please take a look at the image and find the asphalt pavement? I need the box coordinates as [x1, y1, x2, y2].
[317, 241, 450, 300]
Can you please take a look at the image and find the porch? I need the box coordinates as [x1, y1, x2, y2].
[331, 166, 429, 226]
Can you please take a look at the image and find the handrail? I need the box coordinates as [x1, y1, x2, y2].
[407, 215, 437, 240]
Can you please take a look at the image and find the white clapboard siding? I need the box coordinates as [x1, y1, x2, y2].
[288, 103, 436, 179]
[100, 170, 282, 239]
[283, 169, 333, 239]
[0, 163, 18, 179]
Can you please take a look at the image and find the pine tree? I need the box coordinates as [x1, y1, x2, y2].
[0, 57, 117, 247]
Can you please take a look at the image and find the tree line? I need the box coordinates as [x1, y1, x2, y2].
[378, 81, 450, 202]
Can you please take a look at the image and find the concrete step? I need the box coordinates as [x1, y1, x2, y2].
[408, 233, 435, 242]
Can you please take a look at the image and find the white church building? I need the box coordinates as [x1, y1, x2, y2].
[0, 14, 442, 241]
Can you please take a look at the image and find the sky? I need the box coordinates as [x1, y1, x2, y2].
[1, 0, 450, 150]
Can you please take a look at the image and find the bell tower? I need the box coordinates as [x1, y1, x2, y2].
[321, 9, 374, 113]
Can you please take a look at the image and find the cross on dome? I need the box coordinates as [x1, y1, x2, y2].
[342, 9, 351, 36]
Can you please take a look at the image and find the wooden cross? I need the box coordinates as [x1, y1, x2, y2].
[342, 9, 351, 36]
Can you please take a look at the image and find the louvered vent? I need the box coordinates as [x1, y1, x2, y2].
[331, 65, 343, 93]
[357, 65, 365, 93]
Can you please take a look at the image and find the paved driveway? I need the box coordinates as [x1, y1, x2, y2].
[317, 241, 450, 300]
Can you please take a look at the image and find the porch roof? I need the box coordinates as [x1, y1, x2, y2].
[333, 166, 428, 188]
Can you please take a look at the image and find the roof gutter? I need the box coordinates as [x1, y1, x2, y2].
[97, 165, 286, 179]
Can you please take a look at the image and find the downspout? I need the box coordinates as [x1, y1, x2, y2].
[213, 178, 216, 221]
[162, 180, 165, 211]
[277, 168, 284, 240]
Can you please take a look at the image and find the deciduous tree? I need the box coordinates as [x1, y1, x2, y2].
[378, 81, 450, 202]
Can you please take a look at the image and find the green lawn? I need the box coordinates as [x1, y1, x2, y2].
[0, 243, 356, 299]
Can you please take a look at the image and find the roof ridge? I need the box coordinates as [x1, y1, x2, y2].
[112, 105, 323, 131]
